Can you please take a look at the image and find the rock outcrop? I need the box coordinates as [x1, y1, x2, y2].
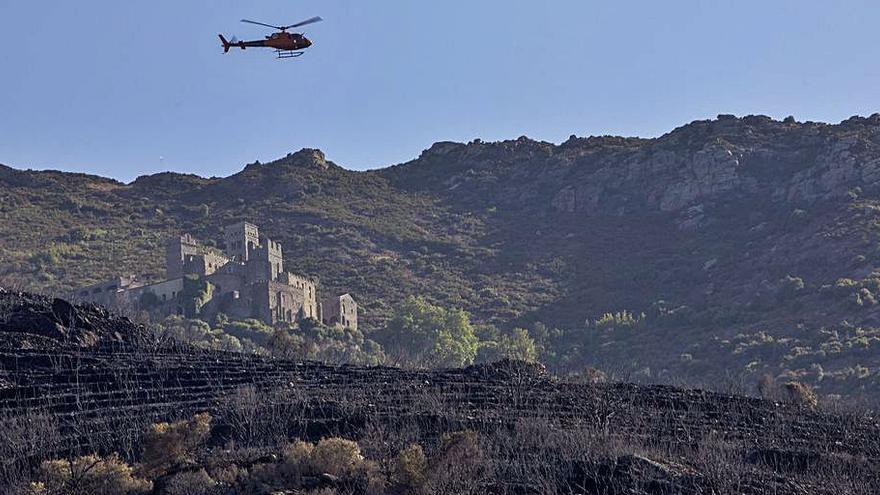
[385, 114, 880, 218]
[0, 289, 134, 349]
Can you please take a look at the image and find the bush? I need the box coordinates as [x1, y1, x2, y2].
[569, 367, 608, 385]
[859, 288, 877, 307]
[591, 310, 643, 329]
[478, 328, 538, 363]
[155, 468, 216, 495]
[33, 454, 151, 495]
[180, 276, 212, 318]
[425, 431, 485, 493]
[269, 438, 384, 492]
[438, 431, 482, 467]
[159, 317, 245, 352]
[783, 382, 818, 408]
[28, 250, 60, 271]
[141, 413, 212, 476]
[395, 444, 427, 490]
[279, 440, 315, 479]
[778, 275, 804, 300]
[834, 278, 859, 297]
[268, 328, 310, 359]
[221, 318, 276, 347]
[310, 438, 364, 478]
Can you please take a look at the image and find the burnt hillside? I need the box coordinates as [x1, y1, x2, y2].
[0, 291, 878, 494]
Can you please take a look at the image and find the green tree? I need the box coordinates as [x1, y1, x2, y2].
[477, 328, 538, 363]
[221, 318, 276, 346]
[380, 296, 478, 368]
[180, 275, 213, 318]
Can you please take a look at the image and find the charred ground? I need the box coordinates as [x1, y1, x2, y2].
[0, 290, 878, 493]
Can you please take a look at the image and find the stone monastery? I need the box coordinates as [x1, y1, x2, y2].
[75, 222, 357, 330]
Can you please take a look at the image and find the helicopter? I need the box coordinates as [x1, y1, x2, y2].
[219, 16, 323, 59]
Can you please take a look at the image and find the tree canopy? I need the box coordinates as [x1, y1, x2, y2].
[379, 296, 479, 368]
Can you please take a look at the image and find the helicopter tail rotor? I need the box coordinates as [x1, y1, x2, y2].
[219, 34, 231, 53]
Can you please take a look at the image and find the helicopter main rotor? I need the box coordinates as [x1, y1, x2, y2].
[240, 16, 323, 32]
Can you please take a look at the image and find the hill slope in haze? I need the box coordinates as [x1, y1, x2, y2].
[3, 114, 880, 400]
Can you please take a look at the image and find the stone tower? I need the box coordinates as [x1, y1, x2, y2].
[165, 234, 201, 279]
[224, 222, 260, 262]
[265, 239, 284, 281]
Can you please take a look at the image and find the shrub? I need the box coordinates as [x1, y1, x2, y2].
[156, 468, 216, 495]
[569, 367, 608, 385]
[0, 411, 60, 487]
[141, 413, 212, 476]
[221, 318, 276, 347]
[395, 444, 427, 490]
[859, 288, 877, 306]
[834, 278, 859, 297]
[478, 328, 538, 363]
[438, 431, 482, 467]
[34, 454, 151, 495]
[272, 438, 380, 491]
[28, 250, 60, 271]
[425, 431, 485, 492]
[310, 438, 364, 478]
[268, 328, 309, 359]
[778, 275, 804, 300]
[591, 310, 643, 329]
[279, 440, 315, 479]
[783, 382, 818, 408]
[180, 276, 213, 318]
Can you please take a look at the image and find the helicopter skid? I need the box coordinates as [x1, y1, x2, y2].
[276, 50, 305, 59]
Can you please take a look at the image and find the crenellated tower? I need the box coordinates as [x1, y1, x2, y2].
[224, 222, 260, 262]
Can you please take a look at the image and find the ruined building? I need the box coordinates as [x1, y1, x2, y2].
[75, 222, 357, 330]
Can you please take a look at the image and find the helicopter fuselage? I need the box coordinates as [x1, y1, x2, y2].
[223, 32, 312, 52]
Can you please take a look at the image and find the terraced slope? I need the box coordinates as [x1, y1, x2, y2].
[0, 291, 878, 493]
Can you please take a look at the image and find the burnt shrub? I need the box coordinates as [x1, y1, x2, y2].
[33, 454, 151, 495]
[394, 444, 427, 491]
[783, 382, 818, 408]
[141, 413, 212, 477]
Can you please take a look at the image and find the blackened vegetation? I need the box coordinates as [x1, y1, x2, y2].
[0, 291, 878, 494]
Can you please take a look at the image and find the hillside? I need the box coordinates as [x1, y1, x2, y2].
[3, 114, 880, 400]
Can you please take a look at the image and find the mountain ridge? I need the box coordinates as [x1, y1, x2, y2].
[6, 113, 877, 186]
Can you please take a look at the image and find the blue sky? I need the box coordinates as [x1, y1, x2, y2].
[1, 1, 878, 182]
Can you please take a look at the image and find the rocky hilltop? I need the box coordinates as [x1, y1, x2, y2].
[3, 115, 880, 400]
